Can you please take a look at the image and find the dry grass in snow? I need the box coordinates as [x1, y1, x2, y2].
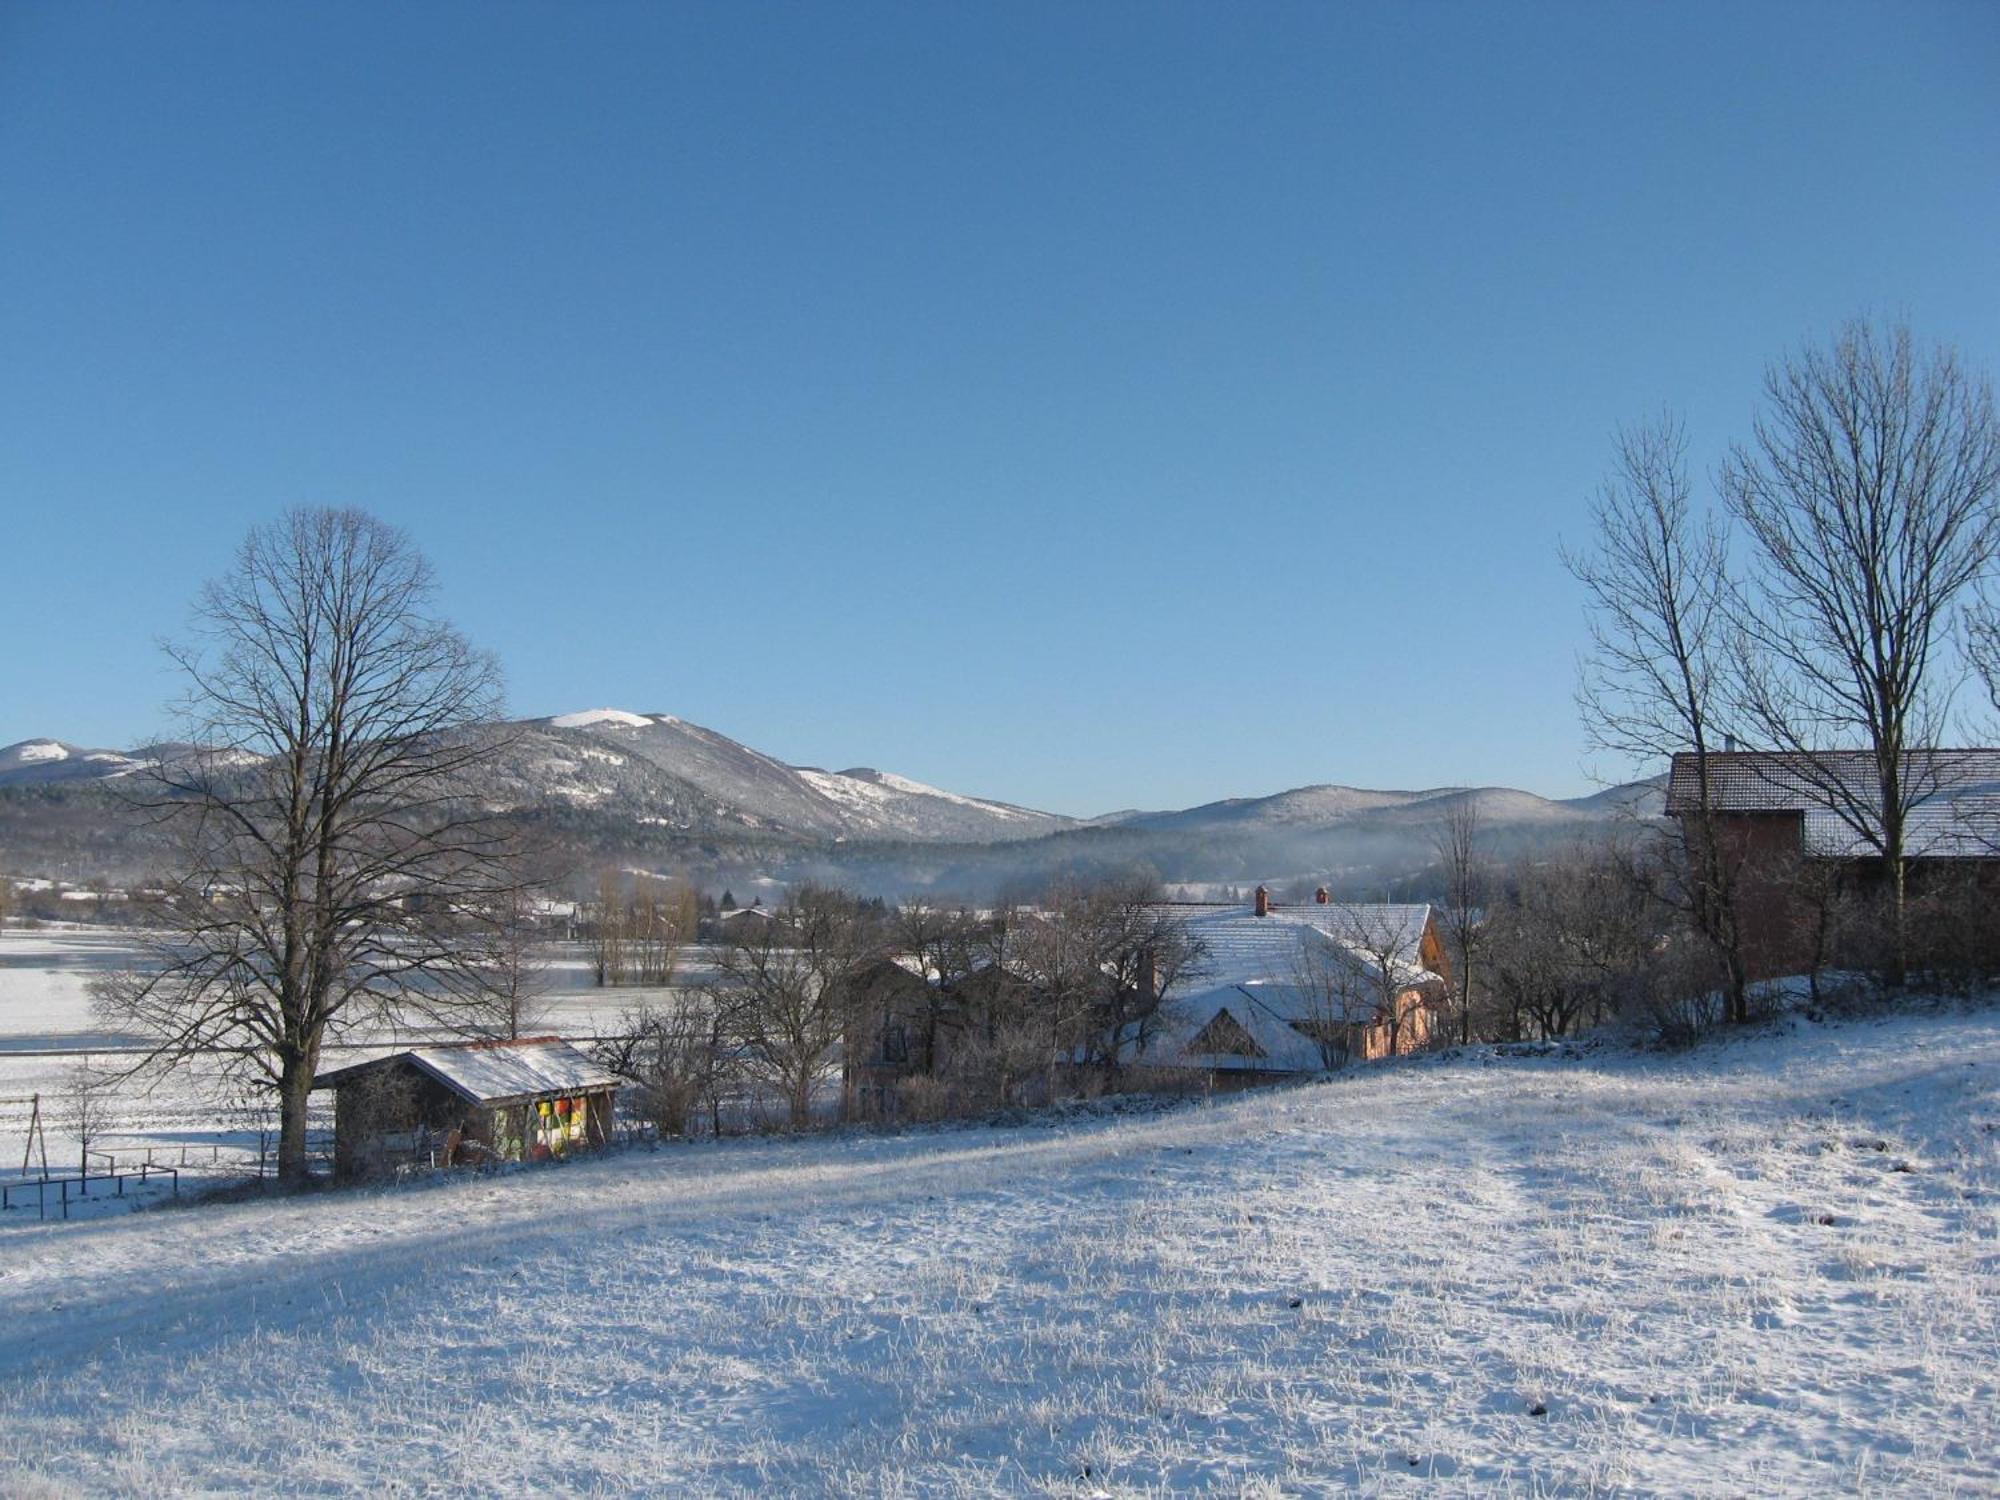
[2, 1006, 1996, 1496]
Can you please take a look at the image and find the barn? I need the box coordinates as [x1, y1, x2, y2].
[1665, 748, 2000, 979]
[313, 1036, 623, 1180]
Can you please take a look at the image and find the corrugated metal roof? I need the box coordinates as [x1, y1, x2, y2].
[315, 1037, 623, 1107]
[1665, 750, 2000, 856]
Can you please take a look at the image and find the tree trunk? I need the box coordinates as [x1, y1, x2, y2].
[1886, 854, 1909, 989]
[276, 1051, 316, 1182]
[1725, 946, 1750, 1026]
[789, 1076, 812, 1131]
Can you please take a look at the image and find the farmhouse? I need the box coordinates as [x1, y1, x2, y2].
[704, 902, 776, 944]
[843, 891, 1451, 1115]
[313, 1036, 623, 1180]
[1128, 890, 1449, 1086]
[844, 955, 1035, 1117]
[1665, 749, 2000, 980]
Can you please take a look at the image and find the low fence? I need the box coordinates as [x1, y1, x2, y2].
[0, 1160, 180, 1222]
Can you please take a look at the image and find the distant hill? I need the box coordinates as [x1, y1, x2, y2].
[0, 713, 1663, 897]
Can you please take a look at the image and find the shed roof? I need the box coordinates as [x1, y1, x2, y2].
[314, 1036, 623, 1108]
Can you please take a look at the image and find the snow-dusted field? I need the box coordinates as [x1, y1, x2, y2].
[0, 925, 693, 1183]
[2, 1007, 1995, 1496]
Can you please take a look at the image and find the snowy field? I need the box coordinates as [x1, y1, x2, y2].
[0, 925, 693, 1187]
[2, 1005, 1995, 1496]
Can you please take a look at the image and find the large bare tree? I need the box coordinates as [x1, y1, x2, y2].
[1723, 320, 2000, 983]
[1012, 879, 1206, 1088]
[1565, 415, 1751, 1021]
[96, 508, 513, 1180]
[707, 884, 880, 1129]
[890, 899, 984, 1076]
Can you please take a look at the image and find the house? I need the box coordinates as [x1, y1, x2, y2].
[1127, 890, 1450, 1087]
[842, 956, 940, 1118]
[842, 955, 1036, 1118]
[312, 1036, 623, 1180]
[1665, 749, 2000, 979]
[703, 902, 776, 944]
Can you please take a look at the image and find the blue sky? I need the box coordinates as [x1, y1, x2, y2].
[2, 2, 1995, 815]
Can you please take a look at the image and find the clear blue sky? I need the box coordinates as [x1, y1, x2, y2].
[2, 2, 1995, 816]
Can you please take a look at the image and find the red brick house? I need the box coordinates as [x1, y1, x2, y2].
[1665, 749, 2000, 979]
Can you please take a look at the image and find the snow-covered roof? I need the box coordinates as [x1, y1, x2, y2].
[1147, 902, 1437, 990]
[1177, 985, 1343, 1072]
[1133, 903, 1444, 1073]
[316, 1037, 623, 1107]
[1665, 750, 2000, 857]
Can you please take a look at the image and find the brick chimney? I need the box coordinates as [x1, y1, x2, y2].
[1315, 886, 1331, 905]
[1254, 885, 1270, 917]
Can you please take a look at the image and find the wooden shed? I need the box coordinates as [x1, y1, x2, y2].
[313, 1036, 623, 1180]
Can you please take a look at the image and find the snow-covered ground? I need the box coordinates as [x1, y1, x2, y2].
[0, 926, 688, 1188]
[2, 1005, 1995, 1496]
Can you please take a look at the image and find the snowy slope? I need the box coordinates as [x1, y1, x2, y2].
[2, 1007, 1995, 1496]
[0, 711, 1659, 880]
[0, 714, 1076, 846]
[1106, 781, 1629, 837]
[0, 739, 149, 787]
[496, 711, 1075, 844]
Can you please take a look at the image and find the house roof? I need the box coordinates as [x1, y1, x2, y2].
[1144, 902, 1438, 990]
[1665, 750, 2000, 857]
[1133, 903, 1444, 1072]
[314, 1036, 623, 1108]
[1176, 986, 1347, 1072]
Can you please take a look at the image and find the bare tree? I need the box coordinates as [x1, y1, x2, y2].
[586, 870, 630, 987]
[94, 508, 513, 1181]
[1563, 416, 1752, 1023]
[1084, 883, 1207, 1084]
[1430, 798, 1488, 1043]
[595, 994, 731, 1138]
[890, 899, 985, 1076]
[584, 873, 695, 988]
[1318, 905, 1435, 1057]
[708, 884, 879, 1129]
[630, 878, 698, 987]
[1484, 838, 1662, 1040]
[1285, 934, 1373, 1069]
[1724, 319, 2000, 984]
[461, 886, 554, 1040]
[1010, 885, 1102, 1098]
[1013, 880, 1206, 1089]
[53, 1061, 119, 1177]
[928, 902, 1048, 1110]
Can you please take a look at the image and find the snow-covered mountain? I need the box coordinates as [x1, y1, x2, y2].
[482, 711, 1073, 844]
[0, 713, 1075, 846]
[0, 714, 1662, 891]
[0, 739, 151, 787]
[1109, 779, 1663, 836]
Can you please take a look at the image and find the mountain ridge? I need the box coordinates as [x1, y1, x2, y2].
[0, 711, 1663, 894]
